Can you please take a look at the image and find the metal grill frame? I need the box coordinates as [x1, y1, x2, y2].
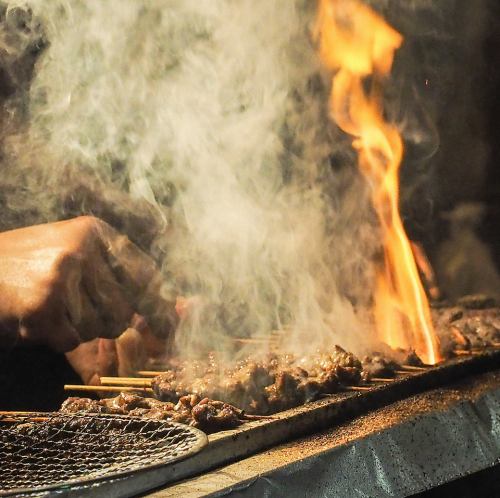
[0, 412, 208, 497]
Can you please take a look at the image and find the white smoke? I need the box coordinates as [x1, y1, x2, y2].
[2, 0, 381, 358]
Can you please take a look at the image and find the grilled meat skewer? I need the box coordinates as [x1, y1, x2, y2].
[151, 346, 362, 414]
[60, 392, 250, 433]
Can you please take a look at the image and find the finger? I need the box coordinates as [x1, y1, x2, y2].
[97, 338, 118, 378]
[129, 313, 148, 333]
[82, 251, 135, 337]
[90, 220, 158, 291]
[175, 295, 204, 319]
[125, 316, 172, 362]
[66, 338, 119, 385]
[137, 324, 171, 362]
[93, 225, 178, 336]
[52, 314, 81, 352]
[115, 328, 147, 377]
[21, 311, 81, 353]
[66, 339, 99, 384]
[133, 288, 178, 339]
[73, 289, 109, 341]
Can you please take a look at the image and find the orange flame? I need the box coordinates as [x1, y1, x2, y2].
[315, 0, 442, 364]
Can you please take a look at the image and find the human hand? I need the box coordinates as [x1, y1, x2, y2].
[0, 216, 177, 352]
[65, 319, 167, 385]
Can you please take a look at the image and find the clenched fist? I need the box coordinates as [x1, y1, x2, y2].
[0, 216, 177, 353]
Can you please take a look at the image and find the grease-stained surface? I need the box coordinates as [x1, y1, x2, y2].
[148, 370, 500, 498]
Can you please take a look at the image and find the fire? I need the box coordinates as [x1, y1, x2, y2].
[314, 0, 442, 364]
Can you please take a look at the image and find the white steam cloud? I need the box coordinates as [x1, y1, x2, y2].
[2, 0, 382, 358]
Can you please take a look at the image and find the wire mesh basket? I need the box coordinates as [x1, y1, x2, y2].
[0, 411, 208, 496]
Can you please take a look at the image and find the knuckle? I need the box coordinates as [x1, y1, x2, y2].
[75, 215, 102, 229]
[114, 234, 132, 251]
[74, 216, 110, 241]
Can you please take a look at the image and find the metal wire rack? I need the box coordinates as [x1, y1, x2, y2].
[0, 411, 207, 496]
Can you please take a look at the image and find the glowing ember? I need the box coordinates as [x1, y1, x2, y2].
[314, 0, 442, 364]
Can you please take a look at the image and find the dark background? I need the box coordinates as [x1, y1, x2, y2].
[378, 0, 500, 287]
[480, 1, 500, 268]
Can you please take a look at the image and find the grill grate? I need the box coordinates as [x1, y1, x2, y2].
[0, 412, 207, 496]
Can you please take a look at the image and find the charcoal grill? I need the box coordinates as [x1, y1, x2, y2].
[0, 412, 207, 497]
[51, 349, 500, 497]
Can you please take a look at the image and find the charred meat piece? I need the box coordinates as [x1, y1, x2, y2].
[220, 361, 275, 412]
[449, 311, 500, 348]
[191, 397, 244, 433]
[265, 368, 305, 412]
[432, 301, 500, 351]
[438, 326, 472, 357]
[60, 397, 106, 414]
[361, 354, 399, 381]
[61, 394, 177, 420]
[298, 346, 363, 386]
[59, 393, 249, 433]
[456, 294, 496, 310]
[401, 350, 425, 367]
[151, 369, 188, 402]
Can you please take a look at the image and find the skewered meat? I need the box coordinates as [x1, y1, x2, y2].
[143, 299, 499, 414]
[361, 354, 399, 381]
[152, 346, 363, 414]
[456, 294, 496, 310]
[433, 303, 500, 352]
[61, 394, 177, 420]
[453, 315, 500, 345]
[60, 397, 105, 414]
[60, 393, 251, 433]
[402, 350, 424, 367]
[190, 397, 246, 432]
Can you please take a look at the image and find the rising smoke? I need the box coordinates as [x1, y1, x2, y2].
[0, 0, 380, 358]
[0, 1, 490, 359]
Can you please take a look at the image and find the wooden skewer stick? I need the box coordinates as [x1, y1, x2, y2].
[100, 377, 152, 386]
[453, 349, 471, 356]
[454, 349, 482, 356]
[493, 342, 500, 348]
[369, 377, 396, 383]
[232, 339, 279, 346]
[232, 336, 279, 341]
[0, 410, 38, 416]
[64, 385, 153, 394]
[401, 365, 428, 371]
[320, 385, 373, 395]
[394, 370, 419, 375]
[0, 411, 48, 422]
[136, 370, 165, 377]
[341, 385, 373, 391]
